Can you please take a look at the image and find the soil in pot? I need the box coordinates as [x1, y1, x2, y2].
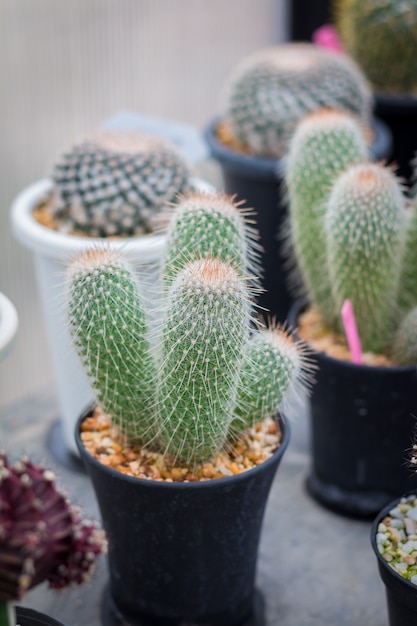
[289, 299, 417, 518]
[76, 407, 290, 626]
[372, 495, 417, 626]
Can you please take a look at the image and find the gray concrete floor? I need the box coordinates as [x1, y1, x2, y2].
[1, 388, 389, 626]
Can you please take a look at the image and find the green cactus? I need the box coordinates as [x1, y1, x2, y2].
[231, 325, 309, 434]
[67, 192, 310, 466]
[224, 42, 371, 158]
[286, 108, 368, 325]
[325, 163, 407, 353]
[67, 248, 157, 441]
[398, 199, 417, 311]
[335, 0, 417, 94]
[52, 129, 190, 237]
[161, 190, 261, 285]
[391, 306, 417, 364]
[156, 258, 252, 464]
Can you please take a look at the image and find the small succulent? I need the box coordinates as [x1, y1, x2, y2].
[334, 0, 417, 94]
[223, 42, 372, 158]
[0, 453, 106, 626]
[51, 129, 191, 236]
[286, 109, 417, 358]
[67, 191, 310, 466]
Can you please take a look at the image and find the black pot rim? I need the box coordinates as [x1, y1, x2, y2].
[75, 407, 290, 490]
[15, 606, 66, 626]
[204, 115, 391, 179]
[288, 297, 416, 375]
[375, 91, 417, 112]
[371, 494, 417, 594]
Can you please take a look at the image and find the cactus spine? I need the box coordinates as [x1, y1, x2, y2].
[67, 248, 157, 441]
[157, 258, 251, 464]
[335, 0, 417, 94]
[286, 109, 368, 325]
[398, 200, 417, 312]
[52, 130, 190, 237]
[225, 42, 371, 158]
[325, 163, 407, 353]
[391, 306, 417, 365]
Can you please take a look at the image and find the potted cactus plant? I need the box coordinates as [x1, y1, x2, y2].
[204, 41, 391, 324]
[69, 190, 311, 625]
[286, 107, 417, 517]
[334, 0, 417, 186]
[0, 453, 106, 626]
[11, 128, 211, 460]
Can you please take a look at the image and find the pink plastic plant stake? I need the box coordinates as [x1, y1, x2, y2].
[341, 299, 363, 365]
[312, 24, 345, 53]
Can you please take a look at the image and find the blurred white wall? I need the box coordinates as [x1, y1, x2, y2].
[0, 0, 288, 410]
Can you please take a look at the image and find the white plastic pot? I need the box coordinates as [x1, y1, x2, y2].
[0, 291, 18, 361]
[11, 177, 212, 456]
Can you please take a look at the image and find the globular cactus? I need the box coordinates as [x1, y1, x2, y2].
[67, 248, 157, 441]
[157, 258, 252, 464]
[51, 129, 190, 236]
[0, 453, 105, 625]
[161, 191, 261, 285]
[286, 108, 368, 325]
[334, 0, 417, 94]
[224, 42, 372, 158]
[391, 307, 417, 365]
[325, 163, 407, 353]
[231, 325, 310, 435]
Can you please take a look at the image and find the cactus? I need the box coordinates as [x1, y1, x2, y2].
[0, 453, 105, 626]
[51, 129, 190, 236]
[66, 191, 310, 466]
[325, 163, 407, 353]
[334, 0, 417, 94]
[224, 42, 372, 158]
[398, 199, 417, 311]
[157, 258, 251, 464]
[391, 307, 417, 365]
[286, 108, 368, 325]
[231, 325, 310, 434]
[161, 190, 261, 285]
[67, 248, 157, 441]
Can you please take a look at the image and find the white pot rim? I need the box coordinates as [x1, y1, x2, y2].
[10, 178, 168, 262]
[0, 292, 18, 358]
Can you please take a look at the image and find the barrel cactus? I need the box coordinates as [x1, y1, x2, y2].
[67, 191, 310, 466]
[224, 42, 372, 158]
[334, 0, 417, 94]
[0, 453, 105, 626]
[51, 129, 191, 236]
[391, 306, 417, 365]
[286, 108, 368, 325]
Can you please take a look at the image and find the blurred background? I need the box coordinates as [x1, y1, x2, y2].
[0, 0, 290, 410]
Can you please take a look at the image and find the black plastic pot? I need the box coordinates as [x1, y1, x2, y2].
[374, 93, 417, 188]
[15, 607, 65, 626]
[289, 0, 331, 42]
[75, 409, 290, 626]
[371, 496, 417, 625]
[204, 117, 392, 324]
[289, 298, 417, 518]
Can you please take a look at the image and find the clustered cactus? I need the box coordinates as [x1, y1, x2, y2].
[51, 129, 190, 237]
[334, 0, 417, 94]
[67, 191, 309, 466]
[223, 42, 372, 158]
[286, 107, 417, 360]
[0, 453, 105, 626]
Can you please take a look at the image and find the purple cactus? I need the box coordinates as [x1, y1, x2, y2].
[0, 453, 106, 622]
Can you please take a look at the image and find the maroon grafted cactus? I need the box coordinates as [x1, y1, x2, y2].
[0, 453, 106, 625]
